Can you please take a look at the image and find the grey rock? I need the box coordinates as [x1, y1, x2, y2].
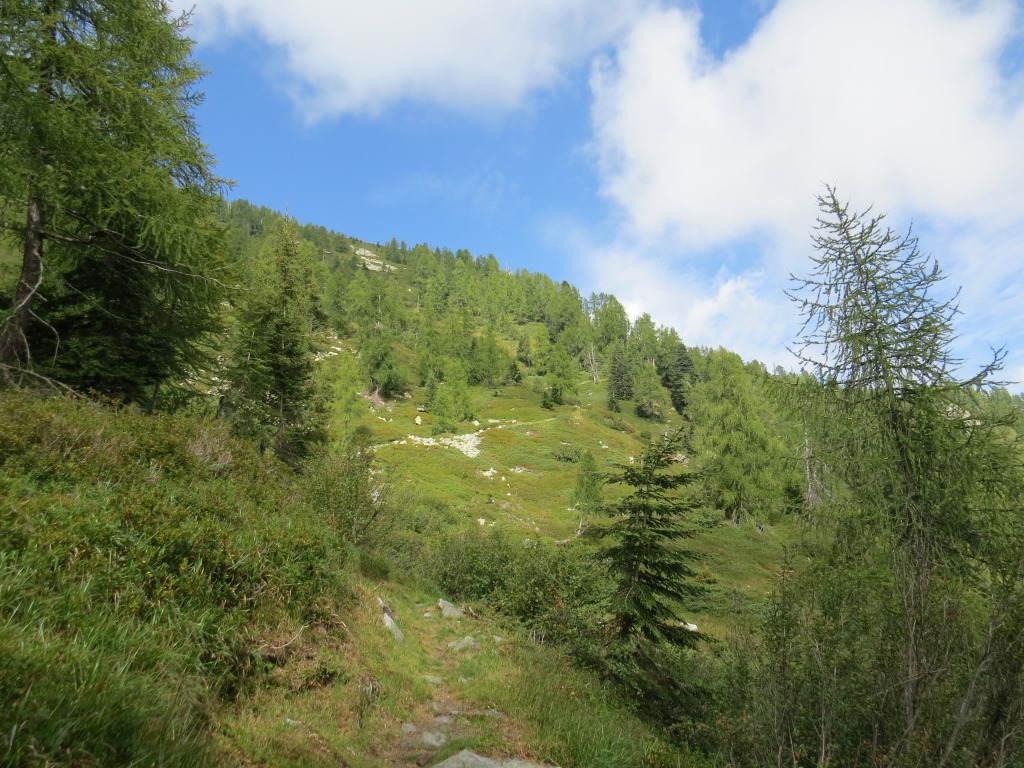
[378, 597, 404, 642]
[431, 751, 557, 768]
[432, 750, 502, 768]
[420, 731, 448, 748]
[383, 612, 405, 642]
[438, 598, 465, 619]
[468, 708, 507, 720]
[433, 715, 452, 725]
[402, 722, 418, 734]
[422, 674, 444, 685]
[423, 611, 434, 618]
[447, 635, 478, 652]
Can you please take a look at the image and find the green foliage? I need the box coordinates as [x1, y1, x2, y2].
[301, 427, 391, 548]
[544, 340, 578, 406]
[431, 529, 611, 648]
[0, 390, 353, 765]
[222, 220, 326, 464]
[0, 0, 226, 387]
[686, 349, 787, 521]
[632, 360, 668, 421]
[595, 430, 704, 646]
[587, 292, 630, 351]
[468, 327, 512, 386]
[430, 381, 458, 433]
[607, 341, 633, 410]
[727, 187, 1024, 766]
[553, 443, 583, 463]
[572, 449, 603, 530]
[516, 328, 534, 366]
[657, 331, 695, 415]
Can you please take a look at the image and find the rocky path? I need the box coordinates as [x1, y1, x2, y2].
[373, 598, 558, 768]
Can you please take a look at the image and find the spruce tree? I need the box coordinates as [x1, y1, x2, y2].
[223, 220, 325, 464]
[606, 341, 633, 410]
[595, 430, 703, 646]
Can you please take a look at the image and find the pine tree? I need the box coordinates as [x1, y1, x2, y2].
[656, 330, 695, 416]
[632, 361, 667, 421]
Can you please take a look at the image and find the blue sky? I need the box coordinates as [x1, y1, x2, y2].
[174, 0, 1024, 389]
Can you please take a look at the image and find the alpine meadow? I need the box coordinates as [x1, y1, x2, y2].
[1, 3, 1023, 767]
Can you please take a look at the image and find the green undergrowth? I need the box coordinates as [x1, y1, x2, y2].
[342, 371, 791, 636]
[214, 579, 705, 767]
[0, 390, 352, 765]
[0, 389, 718, 767]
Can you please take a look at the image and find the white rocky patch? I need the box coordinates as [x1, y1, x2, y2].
[405, 432, 481, 458]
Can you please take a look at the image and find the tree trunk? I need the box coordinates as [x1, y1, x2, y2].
[0, 193, 44, 370]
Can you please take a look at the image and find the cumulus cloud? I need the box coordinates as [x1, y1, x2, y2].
[171, 0, 647, 118]
[591, 0, 1024, 247]
[584, 0, 1024, 380]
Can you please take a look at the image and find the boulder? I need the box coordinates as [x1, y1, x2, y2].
[438, 598, 464, 619]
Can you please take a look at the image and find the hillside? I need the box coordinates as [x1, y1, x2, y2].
[2, 197, 1023, 767]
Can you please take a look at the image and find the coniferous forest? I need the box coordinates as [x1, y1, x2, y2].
[2, 3, 1023, 767]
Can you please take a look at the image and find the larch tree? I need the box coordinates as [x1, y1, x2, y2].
[744, 186, 1024, 766]
[0, 0, 225, 394]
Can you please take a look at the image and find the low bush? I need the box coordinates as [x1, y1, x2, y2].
[0, 391, 353, 765]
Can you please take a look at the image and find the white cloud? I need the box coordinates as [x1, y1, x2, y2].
[171, 0, 647, 118]
[575, 239, 795, 366]
[584, 0, 1024, 384]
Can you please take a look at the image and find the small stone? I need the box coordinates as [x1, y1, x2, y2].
[438, 598, 464, 619]
[423, 674, 444, 685]
[447, 635, 478, 652]
[492, 635, 505, 644]
[415, 415, 423, 425]
[423, 611, 433, 618]
[420, 731, 448, 748]
[434, 715, 453, 725]
[284, 718, 302, 726]
[402, 722, 417, 734]
[432, 749, 503, 768]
